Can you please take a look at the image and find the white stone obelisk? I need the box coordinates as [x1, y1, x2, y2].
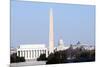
[49, 8, 54, 54]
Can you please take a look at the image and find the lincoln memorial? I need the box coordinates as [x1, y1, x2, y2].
[17, 44, 48, 60]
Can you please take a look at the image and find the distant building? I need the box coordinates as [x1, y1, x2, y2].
[17, 44, 48, 60]
[71, 43, 95, 50]
[56, 38, 69, 51]
[56, 38, 64, 51]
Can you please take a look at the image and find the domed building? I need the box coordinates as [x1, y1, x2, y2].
[56, 38, 70, 51]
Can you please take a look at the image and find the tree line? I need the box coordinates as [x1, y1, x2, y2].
[37, 46, 95, 64]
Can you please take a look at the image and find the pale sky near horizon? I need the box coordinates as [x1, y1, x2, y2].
[11, 0, 95, 48]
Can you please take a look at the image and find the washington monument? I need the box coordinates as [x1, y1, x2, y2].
[49, 8, 54, 54]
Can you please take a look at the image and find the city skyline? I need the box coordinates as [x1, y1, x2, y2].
[11, 1, 95, 48]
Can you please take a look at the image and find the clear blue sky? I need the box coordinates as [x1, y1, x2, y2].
[11, 0, 95, 48]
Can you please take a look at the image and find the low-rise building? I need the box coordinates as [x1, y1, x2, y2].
[17, 44, 48, 60]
